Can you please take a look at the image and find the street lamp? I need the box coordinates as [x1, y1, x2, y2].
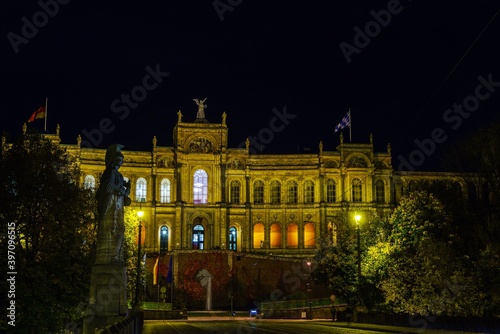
[354, 214, 361, 322]
[134, 207, 144, 308]
[306, 260, 312, 319]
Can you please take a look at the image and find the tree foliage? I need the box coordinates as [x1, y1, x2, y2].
[0, 133, 97, 333]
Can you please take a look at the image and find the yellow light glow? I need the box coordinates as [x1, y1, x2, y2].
[355, 214, 361, 223]
[137, 210, 144, 218]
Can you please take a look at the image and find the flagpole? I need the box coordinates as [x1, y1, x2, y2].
[44, 98, 48, 132]
[349, 108, 352, 142]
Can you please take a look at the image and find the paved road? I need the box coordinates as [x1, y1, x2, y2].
[143, 318, 410, 334]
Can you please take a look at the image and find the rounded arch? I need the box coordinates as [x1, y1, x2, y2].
[135, 177, 147, 202]
[253, 222, 265, 249]
[286, 222, 299, 248]
[345, 153, 371, 168]
[270, 222, 282, 248]
[193, 169, 208, 204]
[304, 222, 315, 248]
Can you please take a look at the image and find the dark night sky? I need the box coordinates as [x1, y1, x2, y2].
[1, 1, 499, 171]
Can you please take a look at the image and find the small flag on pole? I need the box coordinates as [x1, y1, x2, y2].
[27, 106, 46, 123]
[334, 110, 351, 133]
[153, 257, 159, 285]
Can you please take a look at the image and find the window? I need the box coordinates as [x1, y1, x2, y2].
[230, 180, 241, 204]
[270, 180, 281, 204]
[352, 178, 362, 202]
[254, 180, 264, 204]
[193, 169, 208, 204]
[136, 177, 147, 202]
[287, 181, 298, 204]
[304, 223, 315, 248]
[304, 180, 315, 204]
[84, 175, 95, 191]
[326, 178, 336, 203]
[375, 179, 385, 203]
[192, 224, 204, 249]
[270, 223, 282, 248]
[287, 224, 298, 248]
[229, 226, 237, 251]
[253, 223, 265, 249]
[160, 226, 168, 252]
[160, 178, 171, 203]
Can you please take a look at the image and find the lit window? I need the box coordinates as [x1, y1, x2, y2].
[326, 178, 336, 203]
[160, 178, 171, 203]
[270, 223, 282, 248]
[287, 223, 298, 248]
[136, 177, 147, 202]
[287, 181, 298, 204]
[253, 223, 264, 249]
[160, 226, 168, 252]
[304, 180, 315, 204]
[193, 170, 208, 204]
[230, 180, 240, 204]
[352, 178, 362, 202]
[229, 226, 237, 251]
[304, 223, 315, 248]
[254, 180, 264, 204]
[270, 180, 281, 204]
[192, 224, 204, 249]
[84, 175, 95, 191]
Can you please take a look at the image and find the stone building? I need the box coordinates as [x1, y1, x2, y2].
[49, 106, 463, 262]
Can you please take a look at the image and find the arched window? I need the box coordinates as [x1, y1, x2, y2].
[326, 178, 336, 203]
[136, 177, 147, 202]
[253, 223, 265, 249]
[287, 181, 298, 204]
[287, 223, 298, 248]
[193, 169, 208, 204]
[304, 223, 315, 248]
[304, 180, 315, 204]
[160, 178, 171, 203]
[84, 175, 95, 191]
[270, 223, 282, 248]
[270, 180, 281, 204]
[229, 226, 237, 251]
[230, 180, 241, 204]
[352, 178, 362, 202]
[192, 224, 204, 249]
[160, 226, 169, 252]
[375, 179, 385, 203]
[253, 180, 264, 204]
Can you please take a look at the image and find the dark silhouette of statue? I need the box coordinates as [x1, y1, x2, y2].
[95, 144, 131, 265]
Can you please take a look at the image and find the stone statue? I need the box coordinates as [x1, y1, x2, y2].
[95, 144, 131, 265]
[193, 98, 207, 119]
[177, 110, 183, 122]
[222, 111, 227, 124]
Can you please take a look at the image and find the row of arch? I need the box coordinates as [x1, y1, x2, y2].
[148, 222, 317, 253]
[83, 171, 388, 204]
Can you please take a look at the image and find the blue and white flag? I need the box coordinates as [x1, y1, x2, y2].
[334, 110, 351, 132]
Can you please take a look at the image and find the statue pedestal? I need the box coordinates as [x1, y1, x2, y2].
[83, 264, 128, 333]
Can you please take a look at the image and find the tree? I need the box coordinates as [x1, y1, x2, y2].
[0, 132, 97, 333]
[380, 191, 486, 316]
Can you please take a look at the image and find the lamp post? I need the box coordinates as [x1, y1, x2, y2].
[354, 214, 361, 322]
[135, 207, 144, 308]
[306, 260, 312, 319]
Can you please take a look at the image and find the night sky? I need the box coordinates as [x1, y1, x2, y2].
[1, 1, 499, 171]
